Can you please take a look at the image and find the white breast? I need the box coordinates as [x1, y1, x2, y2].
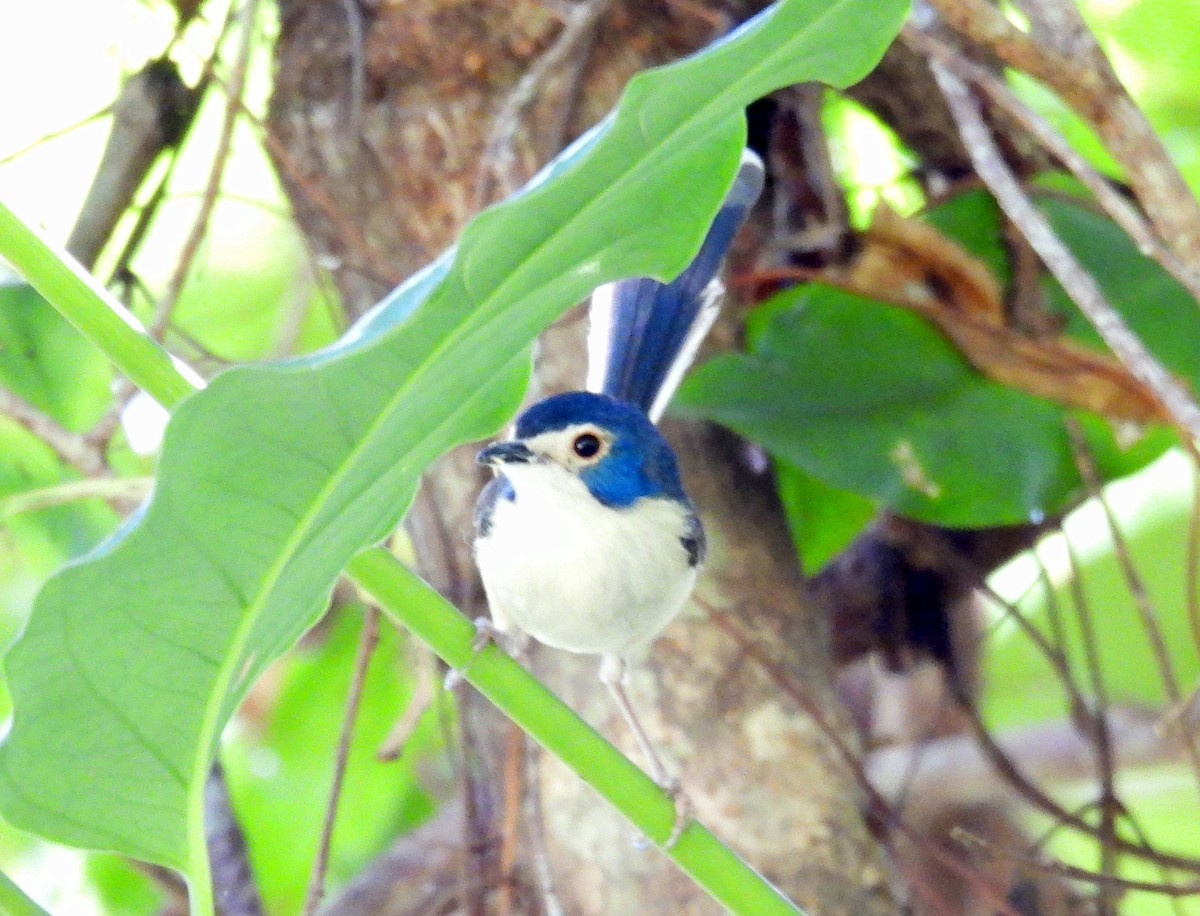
[474, 464, 697, 658]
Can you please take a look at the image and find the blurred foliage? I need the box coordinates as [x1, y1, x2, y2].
[0, 0, 1199, 911]
[224, 608, 440, 913]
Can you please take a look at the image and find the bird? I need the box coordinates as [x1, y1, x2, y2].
[472, 149, 765, 842]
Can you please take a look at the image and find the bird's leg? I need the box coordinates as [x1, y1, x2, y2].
[599, 654, 691, 848]
[444, 616, 530, 689]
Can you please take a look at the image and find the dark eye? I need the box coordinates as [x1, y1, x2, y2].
[572, 433, 601, 459]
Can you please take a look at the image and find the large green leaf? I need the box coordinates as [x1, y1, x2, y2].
[0, 0, 908, 902]
[676, 190, 1194, 525]
[678, 283, 1081, 523]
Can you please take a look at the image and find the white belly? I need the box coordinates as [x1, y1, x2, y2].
[474, 466, 697, 658]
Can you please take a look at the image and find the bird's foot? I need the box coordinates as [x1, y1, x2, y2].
[443, 617, 499, 690]
[632, 775, 691, 851]
[444, 617, 526, 689]
[660, 775, 692, 850]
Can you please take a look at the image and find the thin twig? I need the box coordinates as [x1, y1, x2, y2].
[168, 26, 371, 301]
[902, 24, 1200, 309]
[950, 679, 1200, 874]
[496, 719, 525, 916]
[925, 0, 1200, 266]
[1188, 464, 1200, 658]
[0, 104, 113, 166]
[976, 574, 1086, 719]
[931, 60, 1200, 448]
[868, 704, 1194, 815]
[902, 536, 1200, 874]
[1065, 419, 1200, 803]
[375, 641, 436, 761]
[151, 0, 261, 337]
[1057, 530, 1120, 909]
[699, 603, 1024, 916]
[302, 606, 381, 916]
[336, 0, 366, 138]
[0, 477, 152, 519]
[954, 828, 1200, 896]
[0, 386, 108, 477]
[456, 681, 491, 916]
[474, 0, 612, 205]
[524, 733, 565, 916]
[712, 566, 1200, 879]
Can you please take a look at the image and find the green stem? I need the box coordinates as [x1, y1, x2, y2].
[348, 547, 804, 915]
[0, 197, 808, 915]
[0, 477, 153, 519]
[0, 868, 51, 916]
[0, 199, 195, 410]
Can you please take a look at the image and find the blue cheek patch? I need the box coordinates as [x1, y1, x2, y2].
[580, 454, 655, 508]
[580, 439, 689, 508]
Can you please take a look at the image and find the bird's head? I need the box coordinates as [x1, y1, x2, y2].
[476, 392, 688, 508]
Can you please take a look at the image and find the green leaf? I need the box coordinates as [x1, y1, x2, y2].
[677, 190, 1197, 526]
[678, 283, 1080, 523]
[0, 0, 908, 905]
[774, 459, 875, 574]
[0, 278, 112, 430]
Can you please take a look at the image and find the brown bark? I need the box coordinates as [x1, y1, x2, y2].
[268, 1, 893, 912]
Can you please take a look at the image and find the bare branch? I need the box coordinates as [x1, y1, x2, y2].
[302, 606, 381, 916]
[925, 0, 1200, 266]
[0, 386, 108, 478]
[1066, 419, 1200, 801]
[954, 828, 1200, 897]
[65, 59, 199, 270]
[474, 0, 612, 204]
[319, 799, 502, 916]
[902, 24, 1200, 309]
[931, 60, 1200, 448]
[0, 104, 113, 167]
[0, 477, 151, 518]
[868, 705, 1194, 814]
[375, 641, 436, 761]
[152, 0, 262, 337]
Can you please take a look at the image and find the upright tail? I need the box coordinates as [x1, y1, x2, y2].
[586, 149, 765, 423]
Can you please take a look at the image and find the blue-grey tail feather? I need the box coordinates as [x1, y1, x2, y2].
[592, 150, 765, 416]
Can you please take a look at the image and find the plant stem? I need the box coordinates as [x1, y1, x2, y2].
[347, 547, 805, 916]
[0, 477, 153, 518]
[0, 199, 196, 410]
[0, 869, 50, 916]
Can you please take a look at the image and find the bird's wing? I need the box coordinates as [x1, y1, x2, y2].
[586, 148, 765, 423]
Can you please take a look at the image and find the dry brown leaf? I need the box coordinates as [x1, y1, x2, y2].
[828, 204, 1168, 425]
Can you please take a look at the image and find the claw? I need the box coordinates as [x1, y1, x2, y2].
[661, 777, 691, 849]
[470, 616, 499, 654]
[444, 617, 500, 690]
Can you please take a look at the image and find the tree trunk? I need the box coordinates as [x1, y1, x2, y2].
[268, 2, 894, 912]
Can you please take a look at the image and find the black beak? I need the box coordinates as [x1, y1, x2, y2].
[477, 440, 537, 467]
